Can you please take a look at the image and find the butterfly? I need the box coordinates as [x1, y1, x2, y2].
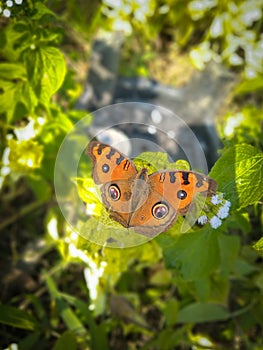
[86, 141, 217, 237]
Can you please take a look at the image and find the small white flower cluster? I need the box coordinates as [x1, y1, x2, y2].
[197, 194, 231, 229]
[0, 0, 23, 18]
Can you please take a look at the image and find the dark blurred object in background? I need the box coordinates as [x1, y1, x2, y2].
[76, 31, 235, 169]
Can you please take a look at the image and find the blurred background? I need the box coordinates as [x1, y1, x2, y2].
[0, 0, 262, 349]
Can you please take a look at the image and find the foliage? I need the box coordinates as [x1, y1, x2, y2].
[0, 1, 263, 350]
[102, 0, 263, 82]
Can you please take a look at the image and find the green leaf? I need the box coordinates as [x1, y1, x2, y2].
[233, 258, 258, 276]
[80, 217, 149, 248]
[24, 46, 66, 105]
[8, 139, 44, 173]
[53, 331, 77, 350]
[27, 176, 52, 201]
[210, 144, 263, 209]
[32, 2, 58, 20]
[149, 268, 172, 286]
[62, 293, 109, 350]
[0, 304, 38, 330]
[76, 177, 102, 210]
[0, 63, 26, 79]
[194, 278, 210, 302]
[209, 275, 229, 305]
[26, 294, 48, 327]
[174, 159, 191, 170]
[0, 80, 17, 120]
[218, 234, 240, 276]
[0, 63, 38, 120]
[230, 211, 251, 234]
[253, 236, 263, 251]
[160, 227, 220, 281]
[177, 302, 230, 323]
[1, 23, 28, 61]
[194, 276, 229, 305]
[235, 76, 263, 94]
[163, 298, 178, 326]
[45, 275, 87, 336]
[153, 328, 186, 350]
[20, 81, 38, 114]
[19, 332, 42, 350]
[134, 151, 190, 172]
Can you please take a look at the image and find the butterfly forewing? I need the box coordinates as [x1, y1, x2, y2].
[87, 141, 137, 184]
[148, 170, 217, 214]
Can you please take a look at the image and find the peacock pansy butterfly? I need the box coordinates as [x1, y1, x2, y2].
[86, 141, 217, 237]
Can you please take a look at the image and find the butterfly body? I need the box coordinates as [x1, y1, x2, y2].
[87, 141, 217, 237]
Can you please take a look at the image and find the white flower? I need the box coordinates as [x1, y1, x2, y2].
[217, 206, 229, 219]
[224, 113, 244, 137]
[197, 215, 208, 225]
[217, 201, 231, 219]
[211, 194, 223, 205]
[6, 0, 13, 7]
[225, 200, 231, 208]
[14, 119, 36, 141]
[3, 8, 11, 17]
[210, 216, 222, 229]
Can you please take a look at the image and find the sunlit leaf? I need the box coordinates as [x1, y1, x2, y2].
[253, 237, 263, 251]
[1, 22, 29, 61]
[0, 62, 36, 121]
[210, 144, 263, 209]
[24, 46, 66, 105]
[8, 139, 44, 173]
[0, 63, 26, 79]
[76, 177, 102, 213]
[235, 76, 263, 94]
[134, 151, 190, 172]
[31, 2, 59, 20]
[0, 80, 17, 121]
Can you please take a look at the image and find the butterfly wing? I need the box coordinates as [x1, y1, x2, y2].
[87, 141, 138, 184]
[101, 179, 134, 228]
[149, 170, 217, 214]
[86, 141, 138, 227]
[128, 189, 178, 237]
[128, 170, 217, 236]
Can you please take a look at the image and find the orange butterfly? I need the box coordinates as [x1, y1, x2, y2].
[87, 141, 217, 237]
